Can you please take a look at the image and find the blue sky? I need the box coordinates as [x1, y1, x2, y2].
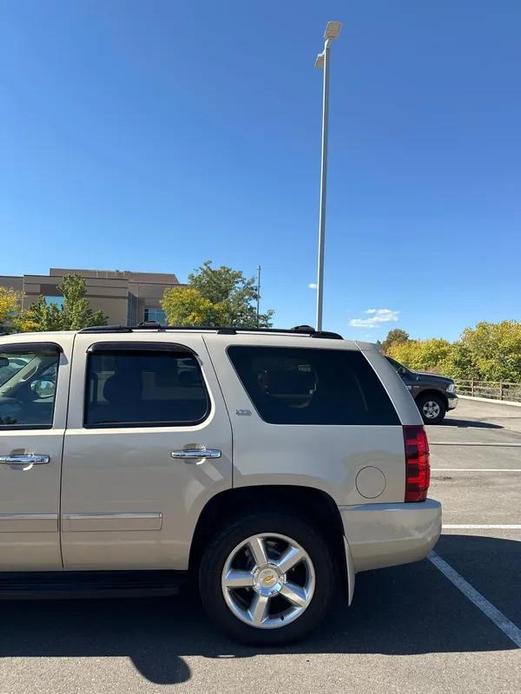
[1, 1, 520, 341]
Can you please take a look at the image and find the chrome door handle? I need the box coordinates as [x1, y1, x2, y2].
[0, 454, 51, 471]
[171, 447, 222, 464]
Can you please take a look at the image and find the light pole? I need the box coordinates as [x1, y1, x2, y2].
[314, 20, 342, 331]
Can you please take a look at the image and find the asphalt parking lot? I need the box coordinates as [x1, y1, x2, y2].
[0, 398, 519, 694]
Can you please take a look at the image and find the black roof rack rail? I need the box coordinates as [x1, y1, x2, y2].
[77, 324, 343, 339]
[291, 324, 315, 333]
[311, 330, 343, 340]
[214, 326, 343, 340]
[136, 321, 166, 331]
[78, 325, 132, 334]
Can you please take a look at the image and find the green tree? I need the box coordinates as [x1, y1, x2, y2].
[387, 338, 452, 374]
[162, 261, 274, 328]
[382, 328, 409, 353]
[16, 275, 108, 332]
[447, 321, 521, 382]
[58, 275, 108, 330]
[0, 287, 20, 332]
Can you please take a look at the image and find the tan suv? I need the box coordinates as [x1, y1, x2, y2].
[0, 325, 441, 644]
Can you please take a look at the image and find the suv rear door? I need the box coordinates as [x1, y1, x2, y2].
[0, 336, 73, 569]
[204, 335, 408, 506]
[61, 333, 232, 570]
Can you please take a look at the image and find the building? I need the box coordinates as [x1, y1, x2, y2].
[0, 268, 183, 325]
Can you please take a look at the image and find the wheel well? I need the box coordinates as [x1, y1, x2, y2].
[189, 485, 346, 580]
[416, 389, 448, 410]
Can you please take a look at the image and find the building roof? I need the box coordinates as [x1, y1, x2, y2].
[48, 268, 180, 284]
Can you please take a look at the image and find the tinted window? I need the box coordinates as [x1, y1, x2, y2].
[228, 346, 399, 425]
[0, 347, 60, 428]
[85, 349, 210, 428]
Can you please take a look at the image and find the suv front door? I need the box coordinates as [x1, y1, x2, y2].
[0, 337, 73, 570]
[61, 334, 233, 570]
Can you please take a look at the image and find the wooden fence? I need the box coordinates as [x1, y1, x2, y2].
[455, 380, 521, 403]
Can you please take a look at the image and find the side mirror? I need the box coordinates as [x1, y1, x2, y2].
[0, 357, 9, 368]
[30, 380, 55, 399]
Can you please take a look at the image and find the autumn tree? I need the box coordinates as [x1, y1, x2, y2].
[387, 338, 452, 374]
[447, 321, 521, 382]
[382, 328, 409, 353]
[16, 275, 108, 331]
[162, 261, 273, 328]
[0, 287, 20, 332]
[385, 321, 521, 382]
[161, 286, 227, 327]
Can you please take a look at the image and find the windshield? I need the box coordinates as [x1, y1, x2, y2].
[385, 356, 410, 376]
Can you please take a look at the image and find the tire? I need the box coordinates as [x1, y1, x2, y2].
[198, 510, 336, 645]
[417, 393, 446, 424]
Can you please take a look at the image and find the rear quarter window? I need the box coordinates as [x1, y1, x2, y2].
[228, 346, 399, 426]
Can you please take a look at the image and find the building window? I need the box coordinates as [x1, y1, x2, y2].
[144, 308, 166, 324]
[45, 296, 64, 309]
[127, 293, 138, 327]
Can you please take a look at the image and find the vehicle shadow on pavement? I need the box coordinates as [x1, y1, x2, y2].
[0, 535, 518, 685]
[440, 418, 503, 429]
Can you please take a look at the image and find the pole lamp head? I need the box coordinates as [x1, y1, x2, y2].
[316, 21, 342, 68]
[324, 20, 342, 41]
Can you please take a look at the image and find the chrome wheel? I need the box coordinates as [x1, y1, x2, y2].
[221, 532, 315, 630]
[422, 400, 441, 420]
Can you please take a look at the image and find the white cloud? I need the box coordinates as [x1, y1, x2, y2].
[308, 283, 317, 289]
[349, 308, 399, 328]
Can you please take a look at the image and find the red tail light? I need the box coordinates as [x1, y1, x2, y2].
[403, 425, 430, 502]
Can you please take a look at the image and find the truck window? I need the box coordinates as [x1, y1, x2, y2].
[0, 347, 60, 429]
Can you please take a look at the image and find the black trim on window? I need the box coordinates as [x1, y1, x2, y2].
[0, 342, 63, 354]
[87, 341, 197, 355]
[0, 346, 61, 430]
[83, 346, 210, 429]
[0, 424, 53, 431]
[227, 345, 400, 426]
[84, 418, 209, 430]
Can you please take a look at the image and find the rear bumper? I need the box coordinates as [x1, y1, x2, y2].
[340, 499, 441, 573]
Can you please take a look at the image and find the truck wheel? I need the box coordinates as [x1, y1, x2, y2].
[198, 511, 336, 645]
[417, 394, 446, 424]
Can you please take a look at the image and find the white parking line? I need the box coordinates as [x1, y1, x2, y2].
[430, 442, 521, 447]
[443, 524, 521, 530]
[428, 551, 521, 648]
[432, 468, 521, 472]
